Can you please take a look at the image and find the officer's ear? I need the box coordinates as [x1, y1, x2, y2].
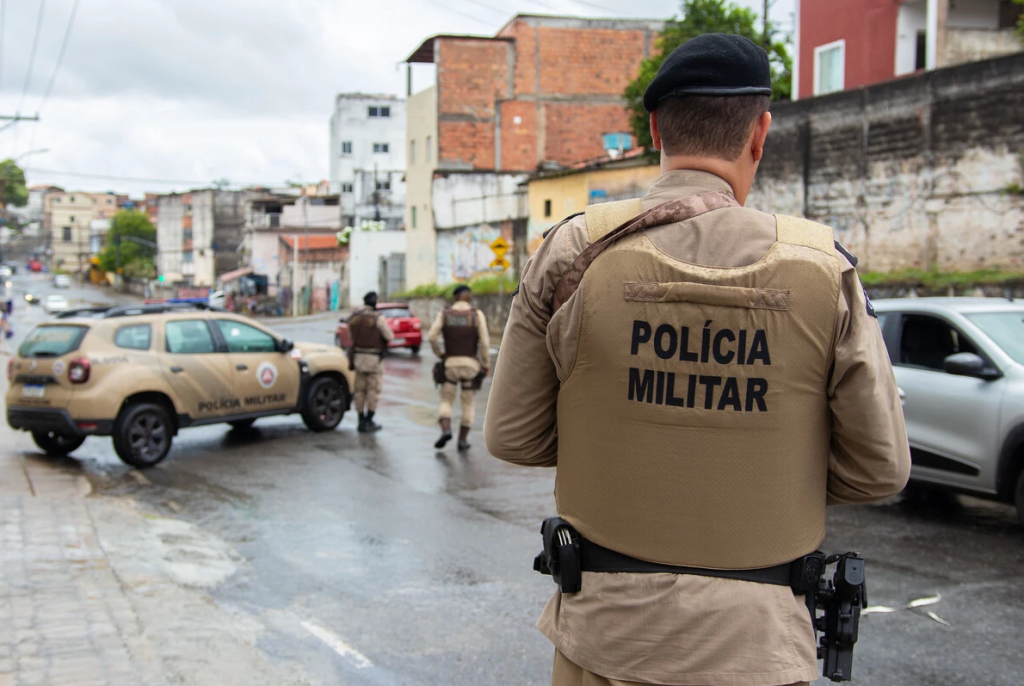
[650, 111, 663, 152]
[750, 111, 771, 163]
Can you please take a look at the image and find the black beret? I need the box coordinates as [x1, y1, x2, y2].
[363, 291, 378, 305]
[453, 285, 471, 296]
[643, 33, 771, 112]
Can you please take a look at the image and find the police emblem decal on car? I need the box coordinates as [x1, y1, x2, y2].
[257, 362, 278, 389]
[52, 360, 66, 376]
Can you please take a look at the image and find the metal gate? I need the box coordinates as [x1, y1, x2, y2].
[379, 253, 405, 299]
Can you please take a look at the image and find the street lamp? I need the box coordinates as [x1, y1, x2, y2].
[12, 149, 48, 164]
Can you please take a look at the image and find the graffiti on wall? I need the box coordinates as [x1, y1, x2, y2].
[436, 223, 502, 286]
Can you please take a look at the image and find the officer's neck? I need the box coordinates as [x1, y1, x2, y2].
[659, 155, 753, 206]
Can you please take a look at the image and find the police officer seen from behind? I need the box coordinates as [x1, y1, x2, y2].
[347, 291, 393, 432]
[428, 285, 490, 451]
[485, 34, 910, 686]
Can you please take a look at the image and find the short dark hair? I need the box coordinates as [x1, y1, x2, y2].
[656, 94, 770, 161]
[453, 285, 471, 297]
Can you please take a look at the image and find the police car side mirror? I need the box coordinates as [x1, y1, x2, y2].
[277, 338, 294, 353]
[944, 352, 1001, 381]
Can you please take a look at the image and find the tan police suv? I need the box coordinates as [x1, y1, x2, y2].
[6, 303, 355, 468]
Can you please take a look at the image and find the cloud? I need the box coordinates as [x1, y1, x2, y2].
[0, 0, 791, 196]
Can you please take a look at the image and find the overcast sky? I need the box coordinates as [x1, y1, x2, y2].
[0, 0, 794, 197]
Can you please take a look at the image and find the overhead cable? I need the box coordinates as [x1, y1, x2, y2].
[37, 0, 81, 114]
[18, 0, 47, 114]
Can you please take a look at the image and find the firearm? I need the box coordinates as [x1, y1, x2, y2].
[805, 552, 868, 682]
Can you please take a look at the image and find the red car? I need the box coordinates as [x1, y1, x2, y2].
[336, 302, 423, 354]
[27, 259, 43, 273]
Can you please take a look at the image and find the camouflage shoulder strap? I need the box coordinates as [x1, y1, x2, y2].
[552, 191, 738, 311]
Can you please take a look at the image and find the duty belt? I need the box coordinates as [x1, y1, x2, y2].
[534, 517, 825, 595]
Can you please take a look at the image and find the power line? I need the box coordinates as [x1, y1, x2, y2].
[18, 0, 47, 114]
[420, 0, 494, 27]
[37, 0, 80, 115]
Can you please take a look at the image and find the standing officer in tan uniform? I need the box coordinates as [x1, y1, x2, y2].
[428, 285, 490, 451]
[485, 34, 910, 686]
[347, 291, 393, 432]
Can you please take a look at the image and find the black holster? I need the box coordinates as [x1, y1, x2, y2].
[532, 517, 866, 683]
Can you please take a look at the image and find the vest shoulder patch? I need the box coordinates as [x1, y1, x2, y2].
[585, 199, 643, 244]
[774, 215, 834, 254]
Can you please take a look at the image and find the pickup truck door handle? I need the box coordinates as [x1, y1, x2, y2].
[170, 366, 184, 373]
[236, 364, 248, 371]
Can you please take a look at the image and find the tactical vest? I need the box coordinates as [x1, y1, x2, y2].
[554, 197, 841, 570]
[442, 308, 479, 358]
[349, 310, 386, 353]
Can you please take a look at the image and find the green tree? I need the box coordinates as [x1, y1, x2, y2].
[0, 159, 29, 208]
[97, 209, 157, 278]
[1014, 0, 1024, 38]
[623, 0, 793, 151]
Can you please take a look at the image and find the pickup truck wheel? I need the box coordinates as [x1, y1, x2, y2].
[1015, 470, 1024, 527]
[32, 431, 85, 456]
[229, 418, 257, 430]
[302, 376, 345, 431]
[113, 402, 172, 468]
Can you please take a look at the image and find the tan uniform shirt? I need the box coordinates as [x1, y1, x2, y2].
[350, 306, 394, 373]
[427, 300, 492, 373]
[484, 170, 910, 686]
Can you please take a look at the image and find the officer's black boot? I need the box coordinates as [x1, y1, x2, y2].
[364, 411, 382, 432]
[457, 425, 471, 452]
[435, 418, 453, 448]
[357, 412, 368, 432]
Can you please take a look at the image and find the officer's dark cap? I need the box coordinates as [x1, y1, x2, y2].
[643, 33, 771, 113]
[363, 291, 378, 305]
[453, 285, 471, 297]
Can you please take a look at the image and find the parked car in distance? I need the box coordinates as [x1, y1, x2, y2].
[208, 290, 226, 309]
[874, 297, 1024, 526]
[53, 274, 71, 288]
[335, 303, 422, 355]
[27, 259, 43, 273]
[44, 295, 69, 314]
[0, 266, 11, 278]
[24, 293, 40, 305]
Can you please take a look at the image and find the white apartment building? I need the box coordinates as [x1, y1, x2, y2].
[328, 93, 407, 231]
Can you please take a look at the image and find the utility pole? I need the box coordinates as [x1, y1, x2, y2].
[291, 234, 299, 317]
[762, 0, 773, 51]
[303, 195, 310, 314]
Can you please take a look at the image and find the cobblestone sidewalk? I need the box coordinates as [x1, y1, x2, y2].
[0, 452, 166, 686]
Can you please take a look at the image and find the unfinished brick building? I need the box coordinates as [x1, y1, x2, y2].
[404, 14, 663, 287]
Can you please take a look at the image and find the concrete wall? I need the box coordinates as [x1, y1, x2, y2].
[348, 230, 407, 307]
[406, 85, 439, 288]
[748, 51, 1024, 272]
[156, 194, 185, 283]
[190, 191, 216, 287]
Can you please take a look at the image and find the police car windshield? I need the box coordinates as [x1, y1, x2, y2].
[19, 325, 88, 358]
[965, 312, 1024, 364]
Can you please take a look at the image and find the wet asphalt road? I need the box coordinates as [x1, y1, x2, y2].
[4, 274, 1024, 686]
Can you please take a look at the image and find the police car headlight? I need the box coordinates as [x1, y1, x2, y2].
[290, 348, 303, 360]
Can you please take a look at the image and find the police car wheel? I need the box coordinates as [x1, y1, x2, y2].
[113, 402, 173, 469]
[32, 431, 85, 456]
[229, 418, 257, 430]
[302, 376, 345, 432]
